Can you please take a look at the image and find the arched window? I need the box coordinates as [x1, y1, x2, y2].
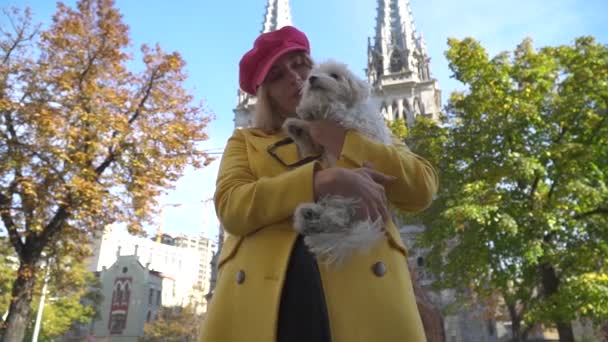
[392, 100, 400, 120]
[402, 99, 412, 124]
[115, 284, 122, 304]
[390, 49, 404, 73]
[414, 97, 424, 115]
[123, 284, 130, 305]
[380, 103, 388, 120]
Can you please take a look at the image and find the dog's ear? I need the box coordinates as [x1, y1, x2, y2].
[347, 76, 371, 107]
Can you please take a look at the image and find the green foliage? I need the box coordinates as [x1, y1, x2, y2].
[387, 117, 409, 140]
[141, 305, 203, 341]
[0, 239, 17, 313]
[407, 36, 608, 337]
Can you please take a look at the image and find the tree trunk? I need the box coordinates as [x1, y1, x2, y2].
[2, 261, 38, 342]
[541, 263, 575, 342]
[507, 303, 523, 342]
[556, 322, 575, 342]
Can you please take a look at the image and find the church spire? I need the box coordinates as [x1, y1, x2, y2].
[367, 0, 431, 86]
[261, 0, 293, 33]
[366, 0, 441, 125]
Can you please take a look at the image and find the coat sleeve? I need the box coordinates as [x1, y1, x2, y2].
[214, 129, 319, 236]
[340, 130, 439, 213]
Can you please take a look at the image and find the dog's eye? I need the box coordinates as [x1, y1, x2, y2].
[330, 73, 340, 80]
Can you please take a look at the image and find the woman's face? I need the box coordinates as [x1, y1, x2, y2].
[263, 51, 312, 116]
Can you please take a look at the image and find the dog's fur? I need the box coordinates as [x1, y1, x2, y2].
[283, 60, 393, 265]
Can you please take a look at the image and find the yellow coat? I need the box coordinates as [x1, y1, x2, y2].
[201, 127, 438, 342]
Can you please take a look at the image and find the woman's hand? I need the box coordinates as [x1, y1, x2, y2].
[313, 166, 396, 223]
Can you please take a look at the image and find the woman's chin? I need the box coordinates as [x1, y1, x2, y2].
[280, 112, 297, 119]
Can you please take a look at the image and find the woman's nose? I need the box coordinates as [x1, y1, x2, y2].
[286, 67, 302, 83]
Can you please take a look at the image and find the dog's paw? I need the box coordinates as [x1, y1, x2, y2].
[318, 195, 359, 228]
[293, 202, 322, 235]
[283, 118, 308, 138]
[307, 219, 385, 267]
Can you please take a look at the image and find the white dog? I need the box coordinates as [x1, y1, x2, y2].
[283, 60, 393, 265]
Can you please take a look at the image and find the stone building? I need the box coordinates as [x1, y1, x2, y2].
[92, 255, 164, 341]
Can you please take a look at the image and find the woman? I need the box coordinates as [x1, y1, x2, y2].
[200, 26, 439, 342]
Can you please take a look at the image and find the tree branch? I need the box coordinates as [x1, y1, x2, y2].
[573, 207, 608, 220]
[2, 92, 27, 146]
[547, 177, 558, 202]
[1, 27, 24, 65]
[1, 9, 39, 65]
[34, 205, 69, 256]
[94, 150, 116, 176]
[0, 181, 24, 257]
[528, 176, 540, 208]
[95, 67, 159, 176]
[30, 149, 64, 179]
[129, 67, 159, 125]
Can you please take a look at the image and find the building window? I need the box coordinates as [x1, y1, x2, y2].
[417, 256, 425, 267]
[390, 49, 404, 73]
[123, 284, 130, 305]
[146, 311, 151, 323]
[149, 289, 154, 305]
[115, 286, 123, 304]
[109, 313, 127, 334]
[156, 289, 161, 306]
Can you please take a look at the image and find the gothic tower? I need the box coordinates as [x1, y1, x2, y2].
[367, 0, 441, 127]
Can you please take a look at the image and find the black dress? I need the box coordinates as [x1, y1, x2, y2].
[276, 235, 332, 342]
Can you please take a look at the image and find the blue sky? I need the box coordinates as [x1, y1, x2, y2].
[4, 0, 607, 242]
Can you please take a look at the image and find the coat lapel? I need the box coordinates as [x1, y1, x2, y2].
[243, 129, 301, 176]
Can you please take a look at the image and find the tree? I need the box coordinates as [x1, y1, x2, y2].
[406, 36, 608, 341]
[0, 1, 213, 340]
[387, 117, 409, 140]
[141, 305, 203, 342]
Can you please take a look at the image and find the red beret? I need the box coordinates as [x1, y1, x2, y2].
[239, 26, 310, 96]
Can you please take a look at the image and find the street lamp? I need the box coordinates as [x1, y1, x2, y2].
[156, 203, 182, 243]
[32, 257, 51, 342]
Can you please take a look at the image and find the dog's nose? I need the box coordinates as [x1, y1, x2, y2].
[308, 76, 318, 85]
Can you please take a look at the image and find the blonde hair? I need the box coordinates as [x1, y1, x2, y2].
[253, 85, 281, 133]
[253, 52, 313, 134]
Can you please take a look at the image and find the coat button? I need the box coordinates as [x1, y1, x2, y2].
[236, 270, 246, 284]
[372, 261, 387, 277]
